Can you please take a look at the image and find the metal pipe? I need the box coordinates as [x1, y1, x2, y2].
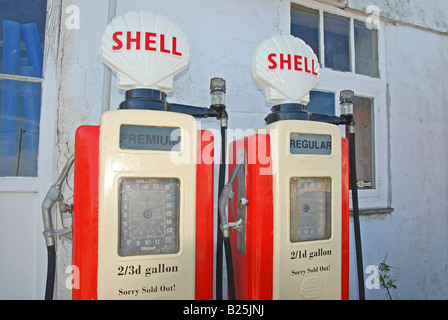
[217, 155, 244, 238]
[54, 154, 75, 188]
[42, 154, 74, 247]
[41, 154, 74, 300]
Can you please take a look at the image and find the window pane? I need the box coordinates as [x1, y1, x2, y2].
[0, 79, 41, 176]
[353, 96, 375, 189]
[290, 177, 331, 243]
[0, 1, 47, 77]
[291, 4, 320, 61]
[324, 13, 350, 72]
[0, 0, 46, 177]
[307, 91, 335, 115]
[354, 20, 379, 78]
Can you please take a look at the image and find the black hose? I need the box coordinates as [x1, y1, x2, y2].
[348, 130, 365, 300]
[216, 125, 226, 300]
[223, 237, 235, 300]
[45, 245, 56, 300]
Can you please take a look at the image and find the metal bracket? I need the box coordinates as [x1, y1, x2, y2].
[220, 218, 243, 233]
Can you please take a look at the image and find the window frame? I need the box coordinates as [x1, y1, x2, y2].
[0, 0, 60, 192]
[283, 0, 390, 210]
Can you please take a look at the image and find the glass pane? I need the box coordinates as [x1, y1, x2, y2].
[324, 13, 350, 72]
[307, 91, 335, 115]
[0, 0, 47, 177]
[119, 177, 181, 257]
[353, 96, 375, 189]
[290, 177, 331, 243]
[355, 20, 379, 78]
[0, 1, 47, 77]
[291, 4, 320, 61]
[0, 79, 41, 176]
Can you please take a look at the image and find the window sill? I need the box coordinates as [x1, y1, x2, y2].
[350, 207, 394, 215]
[0, 177, 39, 193]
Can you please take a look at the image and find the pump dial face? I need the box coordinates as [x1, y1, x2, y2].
[290, 177, 331, 242]
[118, 177, 180, 256]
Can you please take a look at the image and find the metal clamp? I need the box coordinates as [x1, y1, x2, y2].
[220, 218, 243, 234]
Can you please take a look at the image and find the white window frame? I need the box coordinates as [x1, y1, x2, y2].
[282, 0, 390, 210]
[0, 0, 61, 193]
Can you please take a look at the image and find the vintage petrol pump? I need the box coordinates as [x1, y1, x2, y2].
[72, 10, 229, 300]
[42, 10, 227, 300]
[221, 35, 352, 300]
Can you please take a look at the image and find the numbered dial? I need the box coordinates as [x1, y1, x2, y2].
[290, 177, 331, 242]
[118, 177, 180, 256]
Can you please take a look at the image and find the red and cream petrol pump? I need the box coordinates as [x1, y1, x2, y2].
[42, 10, 228, 300]
[222, 35, 351, 300]
[40, 11, 358, 301]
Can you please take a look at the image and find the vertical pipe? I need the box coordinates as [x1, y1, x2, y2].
[224, 237, 235, 300]
[348, 128, 365, 300]
[1, 20, 21, 176]
[45, 245, 56, 300]
[216, 125, 226, 300]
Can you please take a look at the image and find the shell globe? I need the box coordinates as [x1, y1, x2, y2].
[100, 10, 190, 92]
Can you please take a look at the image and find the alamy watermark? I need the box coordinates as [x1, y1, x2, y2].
[365, 264, 381, 289]
[365, 260, 398, 299]
[65, 4, 80, 30]
[65, 264, 80, 290]
[366, 5, 381, 30]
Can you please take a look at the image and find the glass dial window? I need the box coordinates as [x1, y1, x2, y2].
[290, 177, 331, 242]
[118, 177, 180, 256]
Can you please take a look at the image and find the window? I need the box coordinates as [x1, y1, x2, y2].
[291, 5, 319, 60]
[0, 0, 47, 177]
[291, 3, 379, 77]
[353, 96, 375, 189]
[307, 90, 335, 116]
[354, 20, 379, 78]
[289, 1, 389, 210]
[324, 12, 350, 72]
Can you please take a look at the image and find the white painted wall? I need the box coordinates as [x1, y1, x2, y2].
[384, 23, 448, 299]
[348, 0, 448, 33]
[0, 0, 447, 300]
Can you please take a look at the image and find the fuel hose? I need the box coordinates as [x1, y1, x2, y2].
[45, 245, 56, 300]
[348, 129, 365, 300]
[216, 124, 226, 300]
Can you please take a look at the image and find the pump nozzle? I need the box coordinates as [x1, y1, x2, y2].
[218, 154, 244, 238]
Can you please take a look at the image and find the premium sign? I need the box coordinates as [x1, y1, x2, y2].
[119, 125, 181, 151]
